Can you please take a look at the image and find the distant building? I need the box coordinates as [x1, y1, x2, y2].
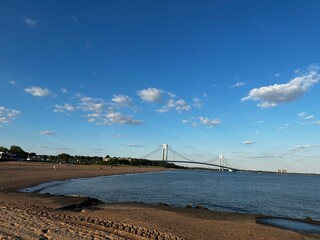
[278, 169, 287, 173]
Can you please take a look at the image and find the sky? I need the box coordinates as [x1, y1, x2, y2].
[1, 0, 320, 173]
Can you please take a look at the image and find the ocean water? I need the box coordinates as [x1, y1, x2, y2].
[22, 170, 320, 220]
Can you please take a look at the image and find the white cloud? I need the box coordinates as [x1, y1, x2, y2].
[167, 92, 176, 98]
[192, 98, 202, 108]
[232, 82, 245, 88]
[172, 99, 191, 112]
[243, 140, 256, 145]
[277, 123, 290, 130]
[191, 122, 198, 128]
[78, 95, 104, 112]
[24, 86, 52, 97]
[182, 116, 221, 128]
[9, 80, 18, 86]
[297, 111, 319, 125]
[295, 145, 318, 149]
[156, 108, 169, 113]
[111, 94, 132, 106]
[138, 88, 204, 114]
[40, 130, 55, 135]
[158, 99, 191, 113]
[102, 111, 142, 125]
[87, 118, 95, 123]
[24, 17, 37, 27]
[56, 94, 142, 126]
[137, 87, 163, 102]
[304, 115, 315, 120]
[54, 104, 75, 112]
[242, 67, 320, 108]
[111, 133, 125, 138]
[0, 106, 20, 124]
[61, 88, 68, 93]
[81, 102, 103, 112]
[199, 116, 221, 127]
[122, 144, 144, 147]
[274, 73, 281, 78]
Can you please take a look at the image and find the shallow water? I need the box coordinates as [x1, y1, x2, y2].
[22, 170, 320, 220]
[257, 217, 320, 233]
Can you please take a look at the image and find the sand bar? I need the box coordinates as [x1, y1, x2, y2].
[0, 161, 319, 240]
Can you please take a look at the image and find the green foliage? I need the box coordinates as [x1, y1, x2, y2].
[0, 146, 8, 152]
[8, 145, 27, 158]
[1, 144, 179, 168]
[102, 157, 184, 169]
[57, 153, 73, 162]
[9, 145, 25, 154]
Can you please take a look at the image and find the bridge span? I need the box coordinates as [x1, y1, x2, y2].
[141, 144, 238, 171]
[167, 160, 238, 172]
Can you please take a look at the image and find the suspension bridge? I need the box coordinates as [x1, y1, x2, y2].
[140, 144, 239, 172]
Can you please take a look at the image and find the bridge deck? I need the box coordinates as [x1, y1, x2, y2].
[163, 160, 238, 171]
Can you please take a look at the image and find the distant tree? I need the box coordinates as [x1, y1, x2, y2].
[57, 153, 72, 162]
[8, 145, 27, 158]
[49, 155, 57, 162]
[0, 146, 8, 152]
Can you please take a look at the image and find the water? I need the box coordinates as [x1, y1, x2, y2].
[22, 170, 320, 220]
[257, 217, 320, 233]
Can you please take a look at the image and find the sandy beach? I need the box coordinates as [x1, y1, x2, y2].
[0, 161, 319, 240]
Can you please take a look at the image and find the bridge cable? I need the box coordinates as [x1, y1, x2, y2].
[167, 146, 194, 162]
[140, 146, 162, 159]
[223, 157, 233, 168]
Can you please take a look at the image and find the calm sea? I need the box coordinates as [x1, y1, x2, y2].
[22, 170, 320, 220]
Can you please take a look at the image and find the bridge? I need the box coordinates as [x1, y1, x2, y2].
[140, 144, 239, 172]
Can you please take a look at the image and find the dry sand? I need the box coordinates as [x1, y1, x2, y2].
[0, 161, 319, 240]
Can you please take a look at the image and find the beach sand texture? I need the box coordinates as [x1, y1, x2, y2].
[0, 161, 319, 240]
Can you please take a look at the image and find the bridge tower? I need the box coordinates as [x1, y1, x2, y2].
[219, 154, 224, 171]
[162, 144, 168, 161]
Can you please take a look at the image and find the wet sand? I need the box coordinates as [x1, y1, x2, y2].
[0, 161, 319, 240]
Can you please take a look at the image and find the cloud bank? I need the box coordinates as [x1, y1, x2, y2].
[183, 116, 222, 128]
[54, 94, 142, 126]
[40, 130, 55, 135]
[24, 86, 52, 97]
[242, 67, 320, 108]
[137, 88, 163, 102]
[0, 106, 20, 125]
[243, 140, 256, 145]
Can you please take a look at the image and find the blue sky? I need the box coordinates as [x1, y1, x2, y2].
[1, 0, 320, 173]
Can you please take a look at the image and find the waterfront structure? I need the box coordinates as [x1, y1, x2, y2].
[161, 144, 168, 161]
[142, 144, 237, 171]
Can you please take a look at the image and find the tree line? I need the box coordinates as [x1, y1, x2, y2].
[0, 145, 101, 164]
[0, 145, 183, 168]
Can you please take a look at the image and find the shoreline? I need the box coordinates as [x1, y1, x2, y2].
[1, 161, 319, 240]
